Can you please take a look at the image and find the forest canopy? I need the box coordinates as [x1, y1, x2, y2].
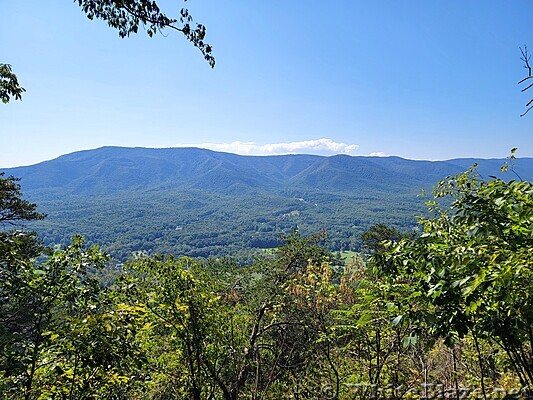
[1, 163, 531, 399]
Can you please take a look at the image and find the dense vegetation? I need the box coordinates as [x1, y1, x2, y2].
[28, 189, 422, 263]
[6, 147, 533, 263]
[3, 2, 531, 397]
[1, 159, 531, 399]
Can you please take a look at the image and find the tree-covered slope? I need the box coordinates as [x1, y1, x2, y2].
[3, 147, 532, 261]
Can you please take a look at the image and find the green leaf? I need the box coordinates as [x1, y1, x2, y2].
[391, 315, 403, 326]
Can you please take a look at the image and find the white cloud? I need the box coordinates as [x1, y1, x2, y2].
[367, 152, 388, 157]
[174, 138, 360, 156]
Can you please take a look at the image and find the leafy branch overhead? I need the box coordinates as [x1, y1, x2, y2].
[0, 64, 25, 104]
[0, 1, 214, 105]
[76, 0, 215, 67]
[519, 46, 532, 116]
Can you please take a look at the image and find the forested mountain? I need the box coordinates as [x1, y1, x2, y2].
[3, 147, 532, 261]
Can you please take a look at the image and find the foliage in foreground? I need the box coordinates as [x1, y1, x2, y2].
[0, 164, 531, 399]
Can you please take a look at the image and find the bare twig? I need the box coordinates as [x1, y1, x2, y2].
[519, 46, 533, 117]
[521, 82, 533, 92]
[520, 46, 532, 76]
[520, 104, 533, 117]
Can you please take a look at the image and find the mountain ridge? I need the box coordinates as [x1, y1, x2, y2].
[6, 146, 532, 196]
[3, 146, 532, 261]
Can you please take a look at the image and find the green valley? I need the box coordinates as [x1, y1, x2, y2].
[4, 147, 532, 262]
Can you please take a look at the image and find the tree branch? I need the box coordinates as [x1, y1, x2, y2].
[76, 0, 215, 67]
[0, 64, 25, 104]
[519, 46, 532, 117]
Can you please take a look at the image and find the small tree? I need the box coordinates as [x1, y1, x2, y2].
[360, 223, 413, 255]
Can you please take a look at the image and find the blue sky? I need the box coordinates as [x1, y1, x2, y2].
[1, 0, 532, 167]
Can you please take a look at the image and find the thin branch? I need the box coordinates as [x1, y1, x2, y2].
[520, 46, 532, 77]
[521, 83, 533, 92]
[519, 46, 532, 117]
[518, 75, 533, 85]
[520, 104, 533, 117]
[260, 321, 305, 336]
[121, 3, 184, 33]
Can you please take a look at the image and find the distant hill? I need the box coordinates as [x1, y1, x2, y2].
[4, 147, 532, 261]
